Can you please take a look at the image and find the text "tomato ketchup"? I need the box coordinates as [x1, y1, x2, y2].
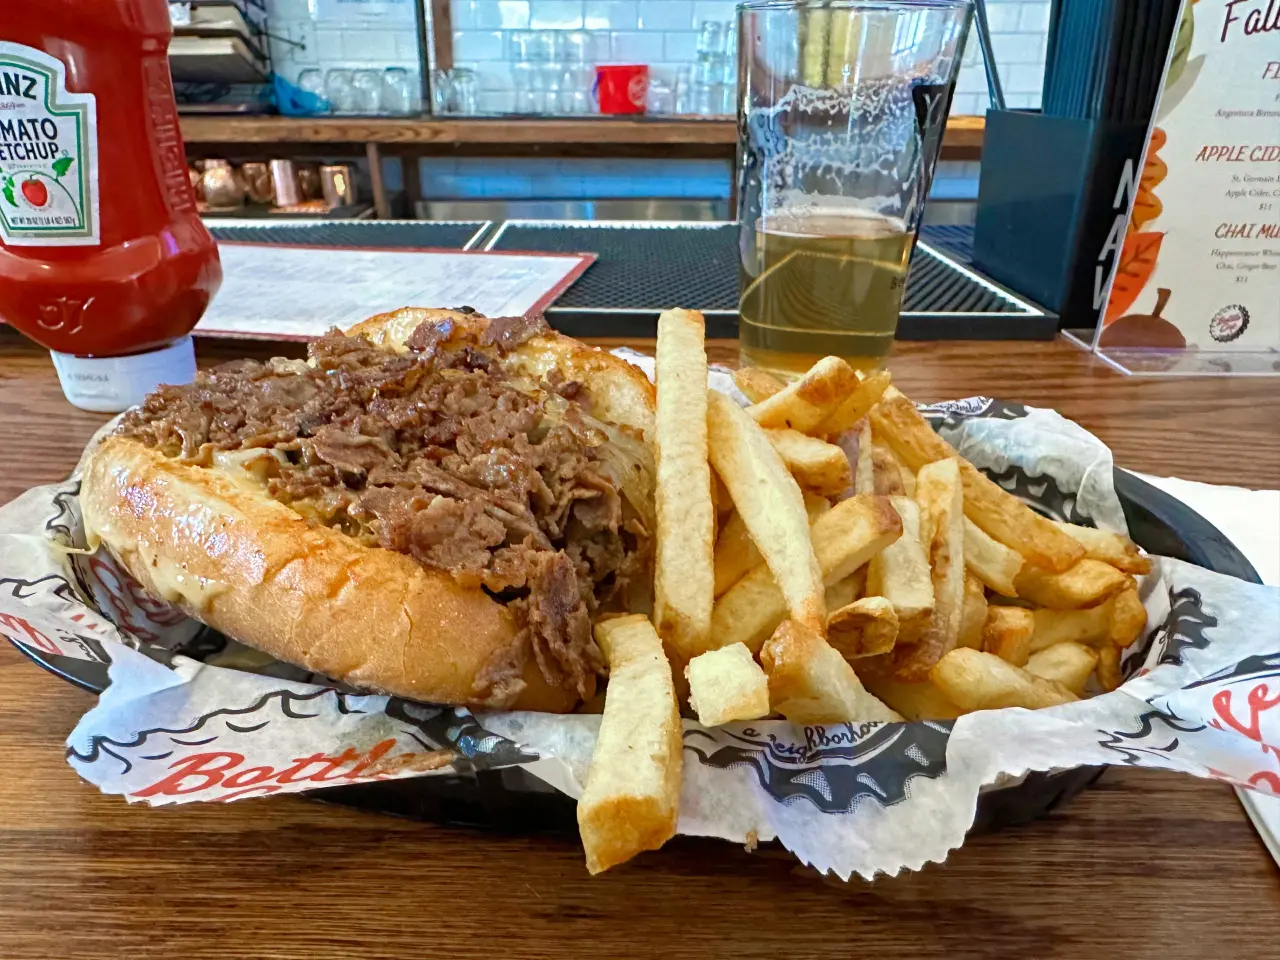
[0, 0, 221, 411]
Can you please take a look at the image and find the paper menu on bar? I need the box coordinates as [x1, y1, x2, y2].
[196, 243, 594, 340]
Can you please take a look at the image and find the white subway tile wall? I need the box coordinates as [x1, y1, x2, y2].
[450, 0, 1050, 112]
[261, 0, 1048, 203]
[265, 0, 421, 89]
[585, 1, 640, 30]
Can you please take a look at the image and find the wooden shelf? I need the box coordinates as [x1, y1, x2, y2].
[179, 114, 985, 156]
[180, 114, 985, 216]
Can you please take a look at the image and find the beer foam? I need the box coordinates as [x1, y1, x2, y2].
[744, 77, 931, 219]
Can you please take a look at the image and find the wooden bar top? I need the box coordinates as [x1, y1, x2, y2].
[0, 331, 1276, 960]
[178, 113, 986, 152]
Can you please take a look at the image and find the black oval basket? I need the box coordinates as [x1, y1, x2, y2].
[13, 468, 1262, 838]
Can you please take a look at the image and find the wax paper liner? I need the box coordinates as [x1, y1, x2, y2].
[1, 355, 1277, 881]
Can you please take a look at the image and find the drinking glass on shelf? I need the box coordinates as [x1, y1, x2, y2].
[381, 67, 416, 115]
[718, 50, 737, 115]
[513, 61, 539, 113]
[430, 68, 452, 114]
[510, 30, 551, 113]
[324, 68, 356, 114]
[352, 69, 382, 114]
[693, 53, 725, 115]
[537, 32, 564, 113]
[542, 64, 564, 114]
[562, 31, 590, 65]
[296, 69, 329, 114]
[560, 31, 593, 113]
[508, 30, 535, 62]
[646, 77, 675, 115]
[697, 20, 727, 55]
[528, 30, 557, 63]
[450, 68, 478, 115]
[674, 64, 693, 115]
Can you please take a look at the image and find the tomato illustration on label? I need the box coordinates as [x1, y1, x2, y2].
[21, 177, 47, 207]
[2, 155, 75, 212]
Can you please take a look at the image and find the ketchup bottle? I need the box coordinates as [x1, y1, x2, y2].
[0, 0, 221, 412]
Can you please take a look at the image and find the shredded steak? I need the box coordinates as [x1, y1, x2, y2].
[117, 316, 647, 701]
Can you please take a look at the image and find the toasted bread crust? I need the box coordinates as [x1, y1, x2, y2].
[81, 309, 655, 710]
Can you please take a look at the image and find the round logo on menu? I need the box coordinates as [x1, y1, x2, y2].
[1208, 304, 1250, 343]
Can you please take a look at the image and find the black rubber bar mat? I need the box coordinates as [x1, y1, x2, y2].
[484, 221, 1055, 340]
[208, 220, 491, 251]
[919, 223, 976, 264]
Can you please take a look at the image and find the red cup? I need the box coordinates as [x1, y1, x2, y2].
[594, 64, 649, 115]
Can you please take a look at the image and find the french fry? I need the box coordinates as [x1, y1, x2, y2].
[1109, 585, 1147, 648]
[710, 495, 902, 653]
[847, 565, 868, 597]
[963, 518, 1023, 597]
[869, 389, 1084, 572]
[957, 574, 988, 649]
[732, 366, 785, 404]
[1096, 644, 1123, 691]
[712, 510, 756, 599]
[652, 310, 716, 660]
[708, 389, 826, 636]
[1028, 603, 1112, 653]
[865, 496, 934, 641]
[713, 495, 829, 599]
[824, 569, 862, 612]
[746, 356, 859, 433]
[761, 619, 901, 724]
[820, 368, 892, 434]
[1024, 642, 1099, 697]
[577, 615, 682, 875]
[858, 669, 965, 721]
[685, 643, 770, 726]
[931, 647, 1078, 711]
[1024, 585, 1144, 657]
[711, 471, 733, 520]
[827, 596, 899, 659]
[765, 428, 853, 496]
[982, 606, 1036, 666]
[1014, 559, 1129, 610]
[854, 419, 876, 495]
[884, 441, 916, 496]
[870, 442, 907, 495]
[893, 458, 965, 680]
[1053, 521, 1152, 575]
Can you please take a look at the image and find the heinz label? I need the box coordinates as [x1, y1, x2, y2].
[0, 42, 99, 246]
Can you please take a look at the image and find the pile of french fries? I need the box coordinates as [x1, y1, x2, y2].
[576, 309, 1150, 873]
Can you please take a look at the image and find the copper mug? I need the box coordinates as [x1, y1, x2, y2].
[320, 164, 357, 207]
[241, 162, 274, 205]
[201, 160, 243, 208]
[297, 164, 322, 200]
[269, 159, 302, 207]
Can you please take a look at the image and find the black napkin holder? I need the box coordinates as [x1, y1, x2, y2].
[973, 110, 1150, 331]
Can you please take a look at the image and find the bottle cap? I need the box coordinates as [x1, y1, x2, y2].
[50, 337, 198, 413]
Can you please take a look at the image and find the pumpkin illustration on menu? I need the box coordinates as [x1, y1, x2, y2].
[1099, 288, 1185, 348]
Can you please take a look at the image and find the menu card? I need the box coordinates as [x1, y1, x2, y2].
[1098, 0, 1279, 358]
[196, 244, 593, 341]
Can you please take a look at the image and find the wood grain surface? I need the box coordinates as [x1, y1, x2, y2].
[177, 114, 986, 153]
[0, 329, 1277, 960]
